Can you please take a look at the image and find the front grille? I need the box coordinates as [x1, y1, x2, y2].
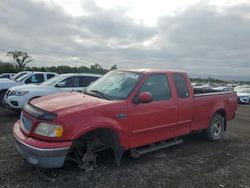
[20, 112, 32, 133]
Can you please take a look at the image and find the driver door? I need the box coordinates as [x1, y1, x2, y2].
[128, 74, 178, 148]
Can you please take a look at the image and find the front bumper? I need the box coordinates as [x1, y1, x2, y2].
[13, 121, 72, 168]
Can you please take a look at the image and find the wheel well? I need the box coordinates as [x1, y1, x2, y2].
[82, 128, 119, 148]
[75, 128, 123, 166]
[214, 109, 227, 131]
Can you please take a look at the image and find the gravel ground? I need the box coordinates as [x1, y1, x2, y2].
[0, 105, 250, 188]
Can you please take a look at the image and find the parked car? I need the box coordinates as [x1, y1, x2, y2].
[193, 83, 213, 90]
[0, 71, 31, 81]
[0, 72, 58, 105]
[0, 73, 15, 79]
[13, 69, 237, 169]
[213, 86, 233, 91]
[234, 85, 250, 92]
[237, 88, 250, 104]
[4, 73, 101, 110]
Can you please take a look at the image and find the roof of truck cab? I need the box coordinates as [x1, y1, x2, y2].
[116, 69, 186, 74]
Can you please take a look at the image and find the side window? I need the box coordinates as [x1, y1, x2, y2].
[25, 74, 44, 84]
[140, 74, 171, 101]
[47, 74, 56, 79]
[79, 76, 99, 87]
[59, 76, 80, 87]
[173, 73, 190, 98]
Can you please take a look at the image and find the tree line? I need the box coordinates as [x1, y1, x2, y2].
[0, 50, 117, 74]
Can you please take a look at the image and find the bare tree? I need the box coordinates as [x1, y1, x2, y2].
[7, 50, 32, 70]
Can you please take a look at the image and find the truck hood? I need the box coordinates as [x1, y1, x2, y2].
[30, 92, 110, 114]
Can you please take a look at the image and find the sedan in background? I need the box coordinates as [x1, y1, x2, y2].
[3, 73, 101, 110]
[237, 88, 250, 104]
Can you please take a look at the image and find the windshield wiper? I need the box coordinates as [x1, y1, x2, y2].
[89, 90, 110, 100]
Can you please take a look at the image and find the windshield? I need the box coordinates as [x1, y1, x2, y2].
[0, 74, 7, 78]
[40, 75, 67, 86]
[16, 73, 31, 82]
[86, 70, 142, 100]
[11, 72, 28, 81]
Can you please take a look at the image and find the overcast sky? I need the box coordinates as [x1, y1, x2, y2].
[0, 0, 250, 80]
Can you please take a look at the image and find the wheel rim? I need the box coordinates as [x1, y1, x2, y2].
[212, 119, 222, 137]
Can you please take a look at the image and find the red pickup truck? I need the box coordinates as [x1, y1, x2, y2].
[13, 69, 237, 170]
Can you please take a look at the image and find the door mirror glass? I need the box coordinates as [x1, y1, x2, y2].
[138, 92, 152, 103]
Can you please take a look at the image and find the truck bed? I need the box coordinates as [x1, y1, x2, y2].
[191, 90, 237, 132]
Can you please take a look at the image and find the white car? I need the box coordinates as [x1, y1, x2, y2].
[213, 86, 233, 91]
[0, 71, 30, 81]
[0, 73, 15, 79]
[0, 72, 57, 105]
[3, 73, 101, 110]
[234, 85, 250, 92]
[237, 88, 250, 104]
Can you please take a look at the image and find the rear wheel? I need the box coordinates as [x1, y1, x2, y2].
[205, 113, 225, 141]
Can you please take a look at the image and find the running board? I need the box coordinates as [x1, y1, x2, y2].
[131, 139, 183, 157]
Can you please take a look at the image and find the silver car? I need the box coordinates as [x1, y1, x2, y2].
[237, 88, 250, 104]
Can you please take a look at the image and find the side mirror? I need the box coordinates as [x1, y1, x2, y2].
[57, 82, 66, 87]
[137, 92, 152, 103]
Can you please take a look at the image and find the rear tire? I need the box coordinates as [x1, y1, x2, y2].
[205, 113, 224, 141]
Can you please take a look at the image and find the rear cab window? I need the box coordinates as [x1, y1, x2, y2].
[139, 74, 171, 101]
[172, 73, 190, 98]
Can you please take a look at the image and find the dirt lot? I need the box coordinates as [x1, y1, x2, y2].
[0, 105, 250, 188]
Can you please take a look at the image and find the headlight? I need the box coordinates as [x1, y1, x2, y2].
[34, 122, 63, 138]
[239, 96, 249, 99]
[11, 90, 29, 96]
[240, 96, 249, 98]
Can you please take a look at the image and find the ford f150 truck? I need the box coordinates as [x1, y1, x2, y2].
[13, 69, 237, 170]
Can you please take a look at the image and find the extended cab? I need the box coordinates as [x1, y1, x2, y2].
[13, 70, 237, 169]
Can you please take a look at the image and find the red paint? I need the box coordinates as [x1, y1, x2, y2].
[13, 70, 238, 151]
